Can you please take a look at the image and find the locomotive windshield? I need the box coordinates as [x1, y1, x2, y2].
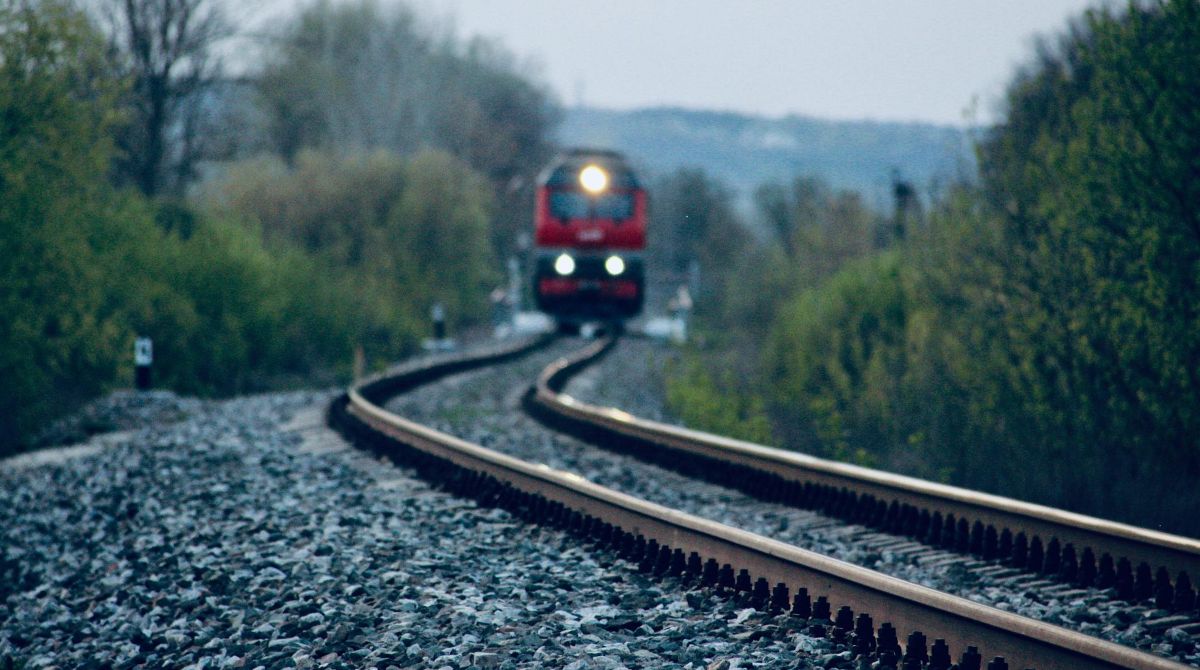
[549, 191, 634, 220]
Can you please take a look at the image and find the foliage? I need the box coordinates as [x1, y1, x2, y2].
[648, 168, 749, 276]
[764, 253, 907, 467]
[100, 0, 231, 195]
[256, 0, 558, 256]
[720, 173, 887, 350]
[757, 0, 1200, 534]
[0, 0, 129, 449]
[656, 169, 886, 448]
[121, 214, 367, 396]
[257, 1, 555, 173]
[0, 2, 504, 456]
[665, 356, 772, 445]
[662, 1, 1199, 534]
[754, 176, 883, 271]
[202, 149, 498, 340]
[967, 0, 1200, 529]
[390, 151, 498, 324]
[0, 0, 296, 449]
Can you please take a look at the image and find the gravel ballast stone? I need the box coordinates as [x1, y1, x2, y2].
[386, 335, 1200, 666]
[5, 335, 1195, 668]
[1, 361, 843, 669]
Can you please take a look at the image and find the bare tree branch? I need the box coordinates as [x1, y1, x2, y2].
[101, 0, 230, 196]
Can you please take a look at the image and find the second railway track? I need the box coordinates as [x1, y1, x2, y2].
[527, 337, 1200, 617]
[330, 334, 1197, 668]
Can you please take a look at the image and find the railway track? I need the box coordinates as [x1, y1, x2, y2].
[527, 337, 1200, 624]
[329, 334, 1193, 669]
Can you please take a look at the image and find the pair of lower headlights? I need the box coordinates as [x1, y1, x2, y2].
[554, 253, 626, 277]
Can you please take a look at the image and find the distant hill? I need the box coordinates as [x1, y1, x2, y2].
[556, 106, 975, 209]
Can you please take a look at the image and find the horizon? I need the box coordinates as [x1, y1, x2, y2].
[425, 0, 1102, 127]
[242, 0, 1104, 127]
[557, 102, 978, 130]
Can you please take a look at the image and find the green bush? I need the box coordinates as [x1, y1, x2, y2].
[764, 253, 906, 468]
[203, 149, 498, 353]
[665, 355, 772, 445]
[0, 4, 503, 455]
[966, 0, 1200, 531]
[0, 0, 129, 450]
[757, 1, 1200, 533]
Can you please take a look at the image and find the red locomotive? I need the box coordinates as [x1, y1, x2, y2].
[533, 149, 646, 330]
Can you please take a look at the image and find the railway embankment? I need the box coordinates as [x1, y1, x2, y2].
[0, 351, 821, 669]
[386, 336, 1200, 666]
[4, 336, 1198, 668]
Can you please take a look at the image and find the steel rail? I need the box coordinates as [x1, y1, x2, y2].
[529, 336, 1200, 617]
[331, 337, 1189, 670]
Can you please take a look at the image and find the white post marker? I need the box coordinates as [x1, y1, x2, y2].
[135, 336, 153, 390]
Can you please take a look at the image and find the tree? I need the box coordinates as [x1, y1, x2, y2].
[972, 0, 1200, 523]
[754, 175, 882, 281]
[257, 1, 557, 256]
[101, 0, 230, 196]
[202, 148, 498, 341]
[0, 0, 128, 450]
[759, 0, 1200, 533]
[650, 168, 747, 277]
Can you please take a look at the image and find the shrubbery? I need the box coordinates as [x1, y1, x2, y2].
[665, 357, 772, 445]
[0, 2, 500, 455]
[765, 253, 906, 469]
[673, 1, 1200, 535]
[203, 149, 498, 348]
[1, 0, 131, 449]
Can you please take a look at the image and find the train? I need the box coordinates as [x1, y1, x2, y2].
[532, 149, 646, 331]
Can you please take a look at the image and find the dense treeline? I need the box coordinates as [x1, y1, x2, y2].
[672, 1, 1200, 534]
[257, 0, 557, 257]
[2, 1, 126, 449]
[0, 0, 553, 455]
[202, 150, 497, 340]
[655, 166, 891, 444]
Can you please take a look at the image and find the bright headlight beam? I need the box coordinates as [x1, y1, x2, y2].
[579, 164, 608, 194]
[605, 255, 625, 276]
[554, 253, 576, 275]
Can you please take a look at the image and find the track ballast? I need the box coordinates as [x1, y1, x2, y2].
[332, 334, 1194, 669]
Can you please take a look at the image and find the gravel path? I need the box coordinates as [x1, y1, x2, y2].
[0, 351, 847, 669]
[387, 336, 1200, 665]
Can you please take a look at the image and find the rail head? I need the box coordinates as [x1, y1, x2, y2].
[531, 337, 1200, 591]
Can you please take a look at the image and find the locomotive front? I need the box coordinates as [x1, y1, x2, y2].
[532, 150, 646, 329]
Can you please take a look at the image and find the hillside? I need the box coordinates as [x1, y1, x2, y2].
[557, 106, 975, 206]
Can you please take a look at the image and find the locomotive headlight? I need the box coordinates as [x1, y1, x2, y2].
[579, 164, 608, 194]
[605, 255, 626, 276]
[554, 253, 576, 276]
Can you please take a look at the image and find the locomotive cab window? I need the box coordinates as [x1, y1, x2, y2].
[549, 191, 634, 220]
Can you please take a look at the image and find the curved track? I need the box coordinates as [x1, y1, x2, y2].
[529, 337, 1200, 619]
[330, 335, 1190, 670]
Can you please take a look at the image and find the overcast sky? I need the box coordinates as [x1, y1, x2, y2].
[409, 0, 1099, 126]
